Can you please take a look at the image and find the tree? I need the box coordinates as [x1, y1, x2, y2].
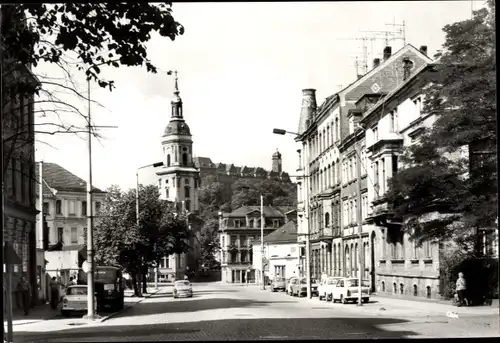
[1, 3, 183, 180]
[386, 1, 496, 253]
[92, 184, 190, 296]
[231, 178, 297, 209]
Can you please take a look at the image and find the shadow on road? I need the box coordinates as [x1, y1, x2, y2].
[112, 298, 298, 318]
[14, 317, 420, 341]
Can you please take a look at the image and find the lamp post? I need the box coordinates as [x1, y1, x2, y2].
[273, 128, 312, 299]
[136, 162, 164, 292]
[260, 194, 266, 290]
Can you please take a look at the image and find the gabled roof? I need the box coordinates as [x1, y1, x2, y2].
[227, 205, 286, 218]
[35, 162, 105, 195]
[193, 157, 215, 169]
[264, 220, 297, 244]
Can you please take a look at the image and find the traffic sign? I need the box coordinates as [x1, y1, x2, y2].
[82, 261, 90, 273]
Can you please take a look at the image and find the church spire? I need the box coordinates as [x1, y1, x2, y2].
[171, 70, 183, 118]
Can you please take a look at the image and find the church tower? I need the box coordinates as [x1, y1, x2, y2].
[158, 71, 200, 213]
[272, 149, 282, 173]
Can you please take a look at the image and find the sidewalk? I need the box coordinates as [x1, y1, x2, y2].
[4, 303, 59, 326]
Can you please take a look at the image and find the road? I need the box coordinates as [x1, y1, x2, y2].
[12, 282, 499, 341]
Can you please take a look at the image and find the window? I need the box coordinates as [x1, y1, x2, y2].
[185, 200, 191, 212]
[185, 178, 189, 185]
[82, 201, 87, 216]
[381, 281, 385, 292]
[221, 236, 225, 247]
[249, 219, 254, 228]
[273, 220, 280, 228]
[325, 212, 330, 227]
[413, 97, 422, 116]
[389, 110, 397, 132]
[167, 155, 171, 167]
[165, 187, 169, 198]
[381, 157, 386, 194]
[176, 254, 181, 268]
[426, 286, 431, 299]
[392, 155, 398, 176]
[43, 202, 49, 215]
[184, 186, 190, 198]
[71, 228, 78, 243]
[68, 200, 76, 215]
[182, 153, 188, 166]
[56, 200, 62, 215]
[95, 202, 101, 214]
[353, 199, 358, 224]
[241, 251, 247, 262]
[158, 179, 162, 187]
[413, 284, 418, 296]
[349, 117, 354, 134]
[400, 283, 404, 295]
[353, 156, 357, 180]
[235, 220, 241, 228]
[57, 227, 64, 243]
[373, 126, 379, 142]
[424, 241, 431, 258]
[393, 282, 397, 294]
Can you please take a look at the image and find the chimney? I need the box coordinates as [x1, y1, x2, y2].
[373, 58, 381, 69]
[298, 89, 317, 134]
[420, 45, 428, 56]
[383, 46, 392, 61]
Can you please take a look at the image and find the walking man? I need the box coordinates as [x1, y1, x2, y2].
[16, 276, 31, 315]
[456, 272, 468, 307]
[49, 277, 59, 309]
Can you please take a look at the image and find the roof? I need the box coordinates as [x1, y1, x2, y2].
[264, 220, 297, 244]
[360, 62, 437, 124]
[193, 157, 215, 169]
[226, 205, 287, 218]
[35, 162, 105, 195]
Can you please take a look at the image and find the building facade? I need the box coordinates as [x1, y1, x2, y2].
[35, 162, 107, 283]
[252, 220, 300, 281]
[219, 205, 296, 283]
[136, 72, 202, 279]
[2, 60, 40, 305]
[295, 44, 437, 296]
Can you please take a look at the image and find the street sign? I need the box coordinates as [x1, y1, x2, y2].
[82, 261, 90, 273]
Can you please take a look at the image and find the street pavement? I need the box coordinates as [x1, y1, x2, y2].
[11, 282, 500, 341]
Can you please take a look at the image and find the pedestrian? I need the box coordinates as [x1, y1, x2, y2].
[184, 274, 189, 281]
[16, 276, 31, 315]
[456, 272, 468, 307]
[49, 277, 59, 309]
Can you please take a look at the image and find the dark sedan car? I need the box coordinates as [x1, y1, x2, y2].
[270, 277, 286, 292]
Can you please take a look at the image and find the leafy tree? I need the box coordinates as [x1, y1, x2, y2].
[1, 3, 183, 179]
[386, 1, 496, 254]
[92, 185, 190, 296]
[231, 178, 297, 209]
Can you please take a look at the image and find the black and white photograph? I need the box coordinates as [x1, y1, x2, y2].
[1, 1, 497, 341]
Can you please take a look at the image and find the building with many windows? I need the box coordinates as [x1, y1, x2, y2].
[219, 205, 296, 283]
[295, 44, 434, 293]
[35, 162, 107, 283]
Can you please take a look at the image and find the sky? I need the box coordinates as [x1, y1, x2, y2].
[34, 1, 484, 191]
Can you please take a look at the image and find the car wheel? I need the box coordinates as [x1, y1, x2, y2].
[61, 310, 70, 317]
[327, 294, 332, 302]
[363, 298, 369, 303]
[341, 295, 347, 304]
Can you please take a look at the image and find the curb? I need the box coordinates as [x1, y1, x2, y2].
[98, 288, 162, 323]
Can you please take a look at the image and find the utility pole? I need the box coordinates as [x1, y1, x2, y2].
[260, 195, 265, 290]
[355, 125, 365, 306]
[39, 162, 43, 248]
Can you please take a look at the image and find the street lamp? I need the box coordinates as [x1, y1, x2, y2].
[136, 162, 164, 292]
[273, 127, 313, 299]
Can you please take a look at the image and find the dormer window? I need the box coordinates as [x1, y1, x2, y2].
[389, 109, 398, 132]
[235, 220, 241, 228]
[249, 219, 254, 228]
[372, 125, 379, 142]
[273, 220, 280, 228]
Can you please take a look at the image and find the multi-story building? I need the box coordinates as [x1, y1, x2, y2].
[295, 44, 433, 287]
[35, 162, 107, 283]
[2, 58, 40, 305]
[136, 72, 202, 279]
[219, 205, 296, 283]
[252, 219, 300, 281]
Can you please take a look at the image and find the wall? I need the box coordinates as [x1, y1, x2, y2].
[267, 242, 301, 280]
[45, 250, 79, 273]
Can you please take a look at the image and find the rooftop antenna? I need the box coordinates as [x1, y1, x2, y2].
[384, 18, 406, 46]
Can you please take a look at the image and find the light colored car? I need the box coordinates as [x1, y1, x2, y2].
[290, 277, 319, 297]
[61, 285, 97, 317]
[173, 280, 193, 298]
[286, 277, 298, 295]
[270, 277, 286, 292]
[332, 278, 370, 304]
[318, 276, 342, 301]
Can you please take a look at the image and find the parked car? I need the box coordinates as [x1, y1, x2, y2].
[173, 280, 193, 298]
[332, 278, 370, 304]
[270, 277, 286, 292]
[61, 285, 97, 317]
[290, 277, 319, 297]
[318, 276, 342, 301]
[286, 277, 298, 295]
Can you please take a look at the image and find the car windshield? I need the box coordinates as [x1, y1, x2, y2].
[275, 278, 285, 282]
[175, 281, 190, 286]
[66, 287, 88, 296]
[345, 279, 370, 287]
[327, 279, 335, 285]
